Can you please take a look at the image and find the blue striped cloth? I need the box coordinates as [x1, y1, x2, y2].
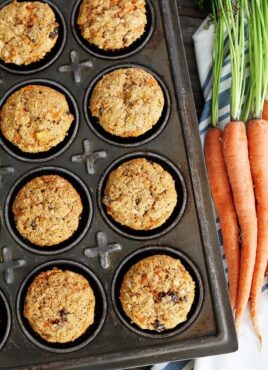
[151, 16, 268, 370]
[151, 360, 194, 370]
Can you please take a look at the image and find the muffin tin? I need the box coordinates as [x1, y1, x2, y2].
[0, 0, 237, 369]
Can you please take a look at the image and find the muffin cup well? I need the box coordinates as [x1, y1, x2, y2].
[72, 0, 155, 60]
[84, 64, 171, 147]
[98, 152, 187, 240]
[111, 246, 203, 339]
[5, 167, 93, 256]
[16, 260, 107, 353]
[0, 290, 11, 351]
[0, 0, 67, 74]
[0, 79, 79, 163]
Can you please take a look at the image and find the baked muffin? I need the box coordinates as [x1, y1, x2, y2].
[77, 0, 147, 51]
[24, 268, 95, 343]
[0, 85, 74, 153]
[0, 1, 59, 65]
[120, 255, 195, 331]
[103, 158, 177, 230]
[90, 68, 164, 137]
[12, 175, 83, 247]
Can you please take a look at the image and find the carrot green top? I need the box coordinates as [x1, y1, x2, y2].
[218, 0, 247, 122]
[243, 0, 268, 120]
[211, 0, 224, 127]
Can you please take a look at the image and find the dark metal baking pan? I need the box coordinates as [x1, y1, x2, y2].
[0, 0, 237, 369]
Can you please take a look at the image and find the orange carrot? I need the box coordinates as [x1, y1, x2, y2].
[222, 121, 258, 328]
[204, 128, 240, 310]
[266, 263, 268, 275]
[247, 119, 268, 344]
[262, 100, 268, 120]
[242, 0, 268, 343]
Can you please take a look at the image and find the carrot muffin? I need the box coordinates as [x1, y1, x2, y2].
[12, 175, 83, 247]
[120, 255, 195, 331]
[0, 85, 74, 153]
[103, 158, 177, 230]
[90, 68, 164, 137]
[0, 1, 59, 65]
[77, 0, 147, 51]
[24, 268, 95, 343]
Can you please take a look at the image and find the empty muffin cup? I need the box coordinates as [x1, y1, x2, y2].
[16, 260, 107, 353]
[72, 0, 155, 59]
[111, 246, 203, 338]
[98, 152, 187, 240]
[0, 289, 11, 351]
[5, 167, 93, 255]
[0, 0, 66, 74]
[0, 79, 79, 162]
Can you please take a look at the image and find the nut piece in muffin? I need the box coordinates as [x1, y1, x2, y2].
[90, 68, 164, 137]
[0, 1, 59, 65]
[103, 158, 177, 230]
[12, 175, 83, 247]
[0, 85, 74, 153]
[120, 255, 195, 331]
[24, 268, 95, 343]
[77, 0, 147, 51]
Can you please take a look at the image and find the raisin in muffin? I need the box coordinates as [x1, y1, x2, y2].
[103, 158, 177, 230]
[90, 68, 164, 137]
[12, 175, 83, 247]
[24, 268, 95, 343]
[0, 1, 59, 65]
[77, 0, 147, 51]
[0, 85, 74, 153]
[120, 255, 195, 331]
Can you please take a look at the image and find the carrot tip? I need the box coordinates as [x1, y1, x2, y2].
[252, 320, 263, 350]
[230, 300, 236, 313]
[235, 318, 241, 333]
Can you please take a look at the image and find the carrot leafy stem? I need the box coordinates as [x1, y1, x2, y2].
[218, 0, 247, 121]
[246, 0, 268, 119]
[211, 0, 224, 127]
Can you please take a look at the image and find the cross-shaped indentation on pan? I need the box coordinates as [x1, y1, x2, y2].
[71, 139, 107, 175]
[0, 247, 26, 284]
[0, 166, 14, 188]
[84, 231, 122, 269]
[58, 50, 93, 83]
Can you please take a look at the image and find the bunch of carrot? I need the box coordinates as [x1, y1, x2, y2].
[204, 0, 268, 344]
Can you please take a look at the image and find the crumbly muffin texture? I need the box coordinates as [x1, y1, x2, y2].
[0, 85, 74, 153]
[77, 0, 147, 51]
[120, 255, 195, 331]
[103, 158, 177, 230]
[24, 268, 95, 343]
[12, 175, 83, 247]
[90, 68, 164, 137]
[0, 1, 59, 65]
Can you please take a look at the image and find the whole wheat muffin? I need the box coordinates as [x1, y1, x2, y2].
[0, 85, 74, 153]
[12, 175, 83, 247]
[103, 158, 177, 230]
[90, 68, 164, 137]
[120, 255, 195, 331]
[77, 0, 147, 51]
[24, 268, 95, 343]
[0, 1, 59, 65]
